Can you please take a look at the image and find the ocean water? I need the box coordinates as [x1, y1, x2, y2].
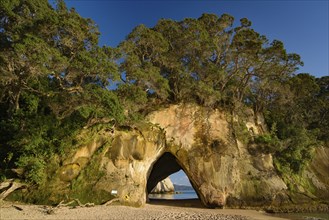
[148, 190, 198, 200]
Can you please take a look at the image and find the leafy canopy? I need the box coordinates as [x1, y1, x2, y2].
[0, 0, 123, 184]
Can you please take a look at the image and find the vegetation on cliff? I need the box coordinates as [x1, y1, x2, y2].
[0, 0, 328, 193]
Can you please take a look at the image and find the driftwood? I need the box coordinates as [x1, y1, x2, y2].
[12, 205, 23, 211]
[43, 199, 95, 215]
[0, 179, 27, 200]
[102, 198, 120, 206]
[55, 198, 95, 208]
[0, 180, 13, 190]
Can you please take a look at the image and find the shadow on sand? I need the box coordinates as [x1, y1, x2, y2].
[148, 198, 204, 208]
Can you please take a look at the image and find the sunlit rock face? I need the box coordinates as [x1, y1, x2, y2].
[94, 124, 167, 207]
[306, 146, 329, 200]
[45, 104, 328, 209]
[147, 104, 287, 208]
[151, 177, 174, 194]
[45, 123, 167, 207]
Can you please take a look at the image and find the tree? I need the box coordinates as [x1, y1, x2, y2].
[312, 76, 329, 145]
[120, 14, 303, 111]
[0, 0, 119, 115]
[263, 73, 323, 173]
[0, 0, 123, 184]
[119, 24, 170, 104]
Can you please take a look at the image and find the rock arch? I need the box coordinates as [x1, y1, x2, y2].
[147, 152, 181, 194]
[146, 152, 200, 201]
[45, 104, 292, 209]
[146, 104, 288, 208]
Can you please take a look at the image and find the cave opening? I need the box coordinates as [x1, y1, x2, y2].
[147, 152, 200, 206]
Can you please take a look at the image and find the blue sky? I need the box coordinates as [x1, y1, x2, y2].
[170, 170, 192, 186]
[61, 0, 329, 78]
[59, 0, 328, 186]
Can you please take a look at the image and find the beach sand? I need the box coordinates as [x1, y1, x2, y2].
[0, 199, 288, 220]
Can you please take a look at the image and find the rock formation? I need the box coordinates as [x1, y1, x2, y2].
[11, 104, 329, 210]
[151, 177, 174, 194]
[147, 104, 287, 208]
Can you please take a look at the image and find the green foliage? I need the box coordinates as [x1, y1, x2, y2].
[69, 147, 113, 205]
[263, 73, 325, 175]
[79, 84, 125, 123]
[119, 24, 170, 103]
[0, 0, 123, 186]
[312, 76, 329, 145]
[15, 156, 46, 184]
[233, 121, 250, 144]
[252, 133, 282, 155]
[274, 127, 316, 174]
[118, 12, 303, 113]
[116, 83, 148, 117]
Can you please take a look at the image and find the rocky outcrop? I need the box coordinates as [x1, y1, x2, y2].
[147, 104, 287, 208]
[151, 177, 174, 194]
[305, 146, 329, 200]
[42, 123, 168, 207]
[13, 104, 329, 210]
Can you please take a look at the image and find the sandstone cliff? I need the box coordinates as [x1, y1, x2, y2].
[8, 104, 329, 210]
[147, 104, 287, 208]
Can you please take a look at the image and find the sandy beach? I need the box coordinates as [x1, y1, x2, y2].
[0, 199, 288, 220]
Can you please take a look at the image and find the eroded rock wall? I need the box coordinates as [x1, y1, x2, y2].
[43, 123, 167, 206]
[94, 125, 167, 206]
[27, 104, 328, 209]
[147, 104, 287, 208]
[305, 146, 329, 200]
